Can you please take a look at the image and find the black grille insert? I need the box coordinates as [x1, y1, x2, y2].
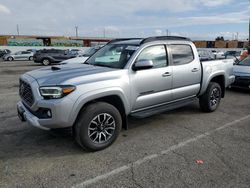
[19, 79, 34, 106]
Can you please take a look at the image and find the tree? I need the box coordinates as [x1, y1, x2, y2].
[215, 36, 224, 41]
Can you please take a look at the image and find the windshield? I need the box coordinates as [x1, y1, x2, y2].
[85, 44, 138, 69]
[237, 56, 250, 66]
[82, 47, 98, 56]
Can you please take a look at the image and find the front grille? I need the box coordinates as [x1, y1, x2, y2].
[19, 79, 34, 106]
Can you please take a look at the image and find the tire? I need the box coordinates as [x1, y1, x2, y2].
[8, 57, 14, 61]
[42, 58, 50, 66]
[29, 56, 34, 61]
[74, 102, 122, 151]
[199, 82, 222, 112]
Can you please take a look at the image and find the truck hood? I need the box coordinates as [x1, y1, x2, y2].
[233, 65, 250, 77]
[60, 56, 89, 64]
[26, 64, 117, 85]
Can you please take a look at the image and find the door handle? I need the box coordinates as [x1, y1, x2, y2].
[162, 72, 171, 77]
[191, 68, 199, 72]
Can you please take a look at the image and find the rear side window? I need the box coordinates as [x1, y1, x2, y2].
[137, 45, 167, 68]
[169, 45, 194, 65]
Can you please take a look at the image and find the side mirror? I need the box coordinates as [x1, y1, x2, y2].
[133, 59, 154, 71]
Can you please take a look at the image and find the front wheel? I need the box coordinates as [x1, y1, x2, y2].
[7, 57, 14, 61]
[199, 82, 222, 112]
[29, 56, 34, 61]
[74, 102, 122, 151]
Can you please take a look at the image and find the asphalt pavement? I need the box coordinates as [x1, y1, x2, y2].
[0, 60, 250, 188]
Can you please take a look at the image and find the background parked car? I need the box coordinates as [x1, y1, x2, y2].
[0, 49, 11, 58]
[211, 50, 225, 59]
[67, 49, 85, 56]
[231, 56, 250, 89]
[26, 49, 37, 53]
[60, 46, 102, 64]
[198, 49, 215, 61]
[33, 49, 78, 65]
[3, 51, 33, 61]
[224, 50, 241, 59]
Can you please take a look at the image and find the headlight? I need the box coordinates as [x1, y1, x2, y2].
[40, 86, 75, 99]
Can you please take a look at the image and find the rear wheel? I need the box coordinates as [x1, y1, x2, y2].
[42, 58, 50, 66]
[199, 82, 222, 112]
[74, 102, 122, 151]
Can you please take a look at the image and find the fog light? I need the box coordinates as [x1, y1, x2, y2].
[47, 110, 52, 118]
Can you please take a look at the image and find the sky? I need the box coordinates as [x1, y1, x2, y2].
[0, 0, 249, 40]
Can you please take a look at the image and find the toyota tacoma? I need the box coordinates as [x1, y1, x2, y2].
[17, 36, 235, 151]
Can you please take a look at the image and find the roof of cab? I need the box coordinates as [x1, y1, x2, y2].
[108, 36, 191, 46]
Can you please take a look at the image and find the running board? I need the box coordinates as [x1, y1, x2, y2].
[130, 97, 197, 118]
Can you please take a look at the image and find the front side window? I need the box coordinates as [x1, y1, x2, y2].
[136, 45, 167, 68]
[169, 45, 194, 65]
[86, 44, 138, 69]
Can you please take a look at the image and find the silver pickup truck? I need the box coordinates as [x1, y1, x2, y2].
[17, 36, 235, 151]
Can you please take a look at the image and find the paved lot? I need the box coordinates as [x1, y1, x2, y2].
[0, 60, 250, 188]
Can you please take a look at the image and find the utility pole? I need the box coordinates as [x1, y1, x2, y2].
[248, 1, 250, 45]
[103, 28, 106, 38]
[249, 18, 250, 45]
[75, 26, 78, 38]
[166, 29, 169, 36]
[16, 24, 20, 36]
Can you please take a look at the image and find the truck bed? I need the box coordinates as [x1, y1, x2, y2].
[199, 59, 235, 96]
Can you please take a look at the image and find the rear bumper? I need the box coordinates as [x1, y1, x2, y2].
[231, 76, 250, 89]
[228, 75, 235, 86]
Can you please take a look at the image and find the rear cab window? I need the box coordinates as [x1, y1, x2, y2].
[169, 44, 194, 65]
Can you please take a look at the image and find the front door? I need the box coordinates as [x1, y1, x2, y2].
[14, 52, 23, 60]
[130, 45, 173, 111]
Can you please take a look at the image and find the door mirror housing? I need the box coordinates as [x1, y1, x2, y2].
[133, 59, 154, 71]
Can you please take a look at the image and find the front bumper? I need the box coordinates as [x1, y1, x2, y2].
[17, 98, 75, 130]
[3, 56, 9, 61]
[17, 101, 50, 130]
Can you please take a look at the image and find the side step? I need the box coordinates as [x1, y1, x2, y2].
[130, 97, 197, 118]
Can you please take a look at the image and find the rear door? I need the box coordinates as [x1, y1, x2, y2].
[51, 50, 65, 62]
[168, 44, 201, 100]
[130, 44, 173, 111]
